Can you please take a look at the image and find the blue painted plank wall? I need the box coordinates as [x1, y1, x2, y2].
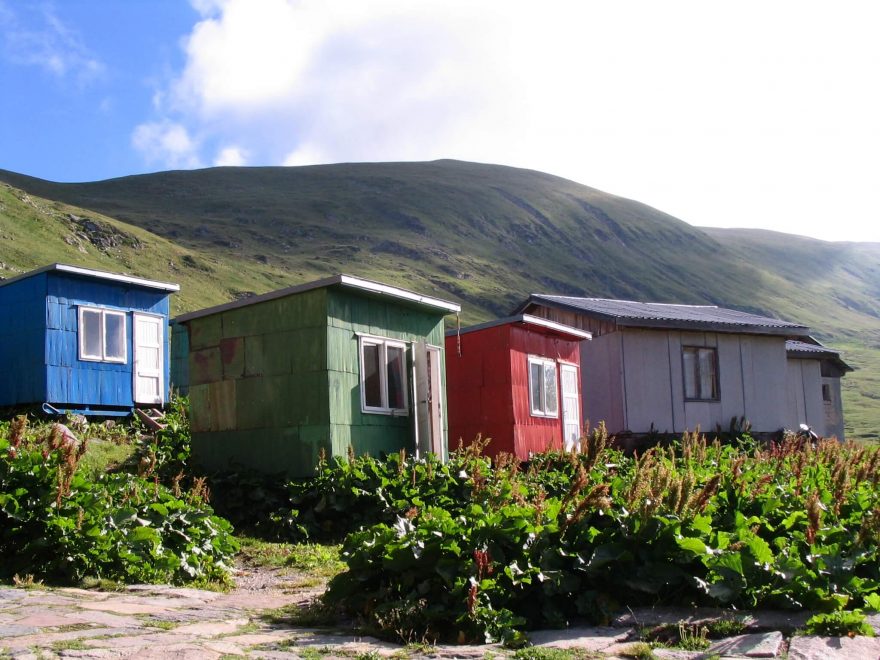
[44, 272, 171, 408]
[0, 273, 48, 405]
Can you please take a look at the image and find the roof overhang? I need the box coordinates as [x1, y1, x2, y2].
[446, 313, 592, 340]
[516, 295, 811, 337]
[786, 340, 854, 373]
[0, 263, 180, 292]
[175, 274, 460, 323]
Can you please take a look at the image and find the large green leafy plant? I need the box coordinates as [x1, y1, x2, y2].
[322, 429, 880, 644]
[0, 416, 237, 585]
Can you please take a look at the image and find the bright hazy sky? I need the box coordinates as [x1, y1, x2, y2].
[1, 0, 878, 242]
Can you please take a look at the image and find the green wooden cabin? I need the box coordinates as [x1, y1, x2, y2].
[171, 275, 461, 477]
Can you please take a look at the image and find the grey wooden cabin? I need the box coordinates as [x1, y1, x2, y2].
[516, 295, 852, 439]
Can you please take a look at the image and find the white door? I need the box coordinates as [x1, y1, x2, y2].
[133, 313, 164, 405]
[561, 364, 581, 451]
[413, 342, 445, 459]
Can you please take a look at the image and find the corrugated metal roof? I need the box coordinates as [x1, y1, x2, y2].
[786, 340, 837, 356]
[175, 274, 460, 323]
[786, 339, 853, 372]
[522, 295, 810, 336]
[0, 263, 180, 292]
[446, 314, 592, 340]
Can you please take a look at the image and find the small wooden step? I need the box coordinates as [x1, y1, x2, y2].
[135, 408, 167, 431]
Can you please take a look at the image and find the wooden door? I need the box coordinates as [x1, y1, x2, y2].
[560, 364, 580, 451]
[133, 313, 164, 405]
[413, 342, 444, 459]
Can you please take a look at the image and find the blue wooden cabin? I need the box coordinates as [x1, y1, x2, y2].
[0, 264, 179, 416]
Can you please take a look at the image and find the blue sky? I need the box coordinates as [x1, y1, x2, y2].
[0, 2, 197, 181]
[1, 0, 879, 242]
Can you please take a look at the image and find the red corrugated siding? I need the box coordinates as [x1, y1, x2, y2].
[509, 326, 582, 459]
[446, 322, 584, 461]
[445, 326, 515, 457]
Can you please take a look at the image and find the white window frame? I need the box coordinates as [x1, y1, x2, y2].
[682, 346, 719, 401]
[359, 335, 409, 416]
[528, 356, 559, 418]
[78, 306, 127, 364]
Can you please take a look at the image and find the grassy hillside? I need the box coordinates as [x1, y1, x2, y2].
[0, 161, 877, 440]
[0, 161, 769, 320]
[0, 183, 290, 315]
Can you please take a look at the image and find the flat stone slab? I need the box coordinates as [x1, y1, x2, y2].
[124, 585, 223, 601]
[83, 632, 196, 649]
[4, 626, 141, 650]
[613, 606, 811, 634]
[529, 625, 632, 651]
[222, 631, 293, 646]
[71, 610, 143, 628]
[14, 612, 92, 627]
[651, 650, 704, 660]
[0, 590, 26, 602]
[123, 643, 222, 659]
[651, 650, 704, 659]
[708, 631, 783, 657]
[213, 591, 303, 610]
[171, 617, 250, 636]
[788, 634, 880, 660]
[0, 623, 39, 637]
[77, 601, 172, 615]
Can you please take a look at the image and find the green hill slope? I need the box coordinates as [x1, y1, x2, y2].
[0, 182, 292, 315]
[0, 161, 877, 440]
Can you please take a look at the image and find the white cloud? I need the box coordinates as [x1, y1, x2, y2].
[135, 0, 880, 241]
[132, 121, 202, 170]
[0, 1, 104, 84]
[214, 145, 247, 167]
[282, 143, 329, 167]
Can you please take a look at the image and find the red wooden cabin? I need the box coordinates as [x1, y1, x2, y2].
[445, 314, 591, 460]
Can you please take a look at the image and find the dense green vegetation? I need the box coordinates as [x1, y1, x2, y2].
[0, 412, 237, 586]
[298, 430, 880, 644]
[2, 400, 879, 647]
[1, 160, 878, 439]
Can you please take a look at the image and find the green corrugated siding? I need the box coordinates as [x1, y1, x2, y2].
[191, 425, 330, 477]
[169, 323, 190, 395]
[186, 285, 452, 476]
[326, 289, 449, 460]
[187, 289, 331, 475]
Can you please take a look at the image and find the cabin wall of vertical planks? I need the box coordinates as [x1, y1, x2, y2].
[445, 322, 582, 460]
[179, 286, 449, 477]
[0, 269, 172, 412]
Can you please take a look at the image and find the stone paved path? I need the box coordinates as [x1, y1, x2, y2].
[1, 567, 879, 659]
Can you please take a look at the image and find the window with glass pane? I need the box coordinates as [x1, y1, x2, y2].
[528, 356, 559, 417]
[543, 362, 559, 415]
[386, 345, 405, 409]
[104, 312, 126, 361]
[529, 361, 544, 413]
[682, 346, 719, 400]
[362, 343, 382, 408]
[80, 309, 103, 359]
[360, 336, 408, 414]
[79, 307, 127, 363]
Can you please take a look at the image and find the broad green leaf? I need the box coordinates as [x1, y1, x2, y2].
[676, 536, 710, 556]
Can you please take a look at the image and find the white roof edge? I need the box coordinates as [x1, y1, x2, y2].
[0, 263, 180, 292]
[447, 313, 592, 339]
[337, 275, 461, 312]
[175, 273, 460, 323]
[534, 294, 719, 309]
[519, 314, 592, 339]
